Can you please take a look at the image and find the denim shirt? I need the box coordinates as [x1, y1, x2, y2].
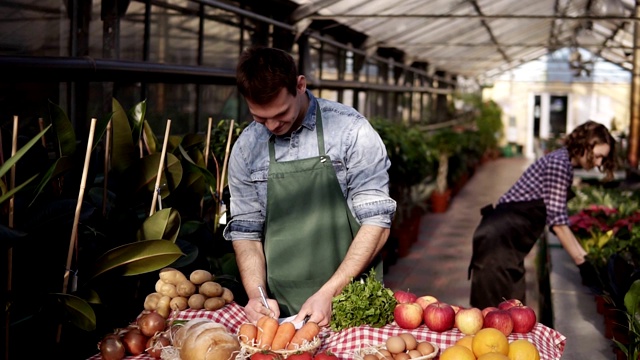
[223, 91, 397, 241]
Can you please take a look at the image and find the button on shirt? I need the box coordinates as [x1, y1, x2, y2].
[498, 148, 573, 226]
[223, 91, 397, 241]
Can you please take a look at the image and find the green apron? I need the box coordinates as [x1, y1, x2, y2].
[264, 107, 381, 317]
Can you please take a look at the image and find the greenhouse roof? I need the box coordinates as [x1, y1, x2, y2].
[289, 0, 636, 82]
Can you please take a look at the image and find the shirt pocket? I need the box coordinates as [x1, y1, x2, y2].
[331, 160, 348, 196]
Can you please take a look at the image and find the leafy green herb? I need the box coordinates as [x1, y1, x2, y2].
[330, 268, 397, 331]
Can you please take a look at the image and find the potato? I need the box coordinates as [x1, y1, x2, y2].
[156, 295, 172, 318]
[144, 292, 162, 311]
[189, 269, 213, 285]
[155, 279, 166, 293]
[176, 280, 196, 297]
[159, 267, 188, 286]
[170, 296, 189, 311]
[221, 287, 234, 304]
[159, 283, 179, 298]
[188, 294, 207, 310]
[199, 281, 223, 297]
[204, 296, 226, 311]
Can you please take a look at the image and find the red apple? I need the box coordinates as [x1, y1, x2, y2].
[416, 295, 439, 310]
[423, 302, 455, 332]
[508, 305, 537, 333]
[455, 307, 484, 335]
[394, 290, 418, 304]
[483, 309, 513, 336]
[394, 302, 424, 329]
[498, 298, 523, 310]
[482, 306, 499, 317]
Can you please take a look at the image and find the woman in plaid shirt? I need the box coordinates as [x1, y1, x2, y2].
[468, 121, 616, 309]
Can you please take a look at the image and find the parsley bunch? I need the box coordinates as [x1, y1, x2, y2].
[330, 268, 397, 331]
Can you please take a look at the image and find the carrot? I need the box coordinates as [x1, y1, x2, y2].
[286, 321, 320, 350]
[270, 322, 296, 350]
[256, 316, 279, 349]
[238, 322, 258, 345]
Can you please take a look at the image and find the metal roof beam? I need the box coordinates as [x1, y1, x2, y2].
[468, 0, 511, 64]
[307, 14, 636, 21]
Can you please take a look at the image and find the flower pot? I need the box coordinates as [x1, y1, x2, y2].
[604, 307, 627, 340]
[430, 189, 451, 213]
[396, 207, 423, 257]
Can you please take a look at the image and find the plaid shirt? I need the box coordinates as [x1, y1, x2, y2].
[498, 148, 573, 226]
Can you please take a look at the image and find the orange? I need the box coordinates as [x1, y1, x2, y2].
[455, 335, 475, 352]
[478, 353, 509, 360]
[472, 328, 509, 357]
[508, 339, 540, 360]
[439, 344, 476, 360]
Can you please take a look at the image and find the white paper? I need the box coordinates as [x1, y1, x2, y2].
[278, 314, 305, 329]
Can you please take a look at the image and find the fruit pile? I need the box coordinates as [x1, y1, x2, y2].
[392, 290, 537, 337]
[144, 267, 234, 317]
[440, 328, 540, 360]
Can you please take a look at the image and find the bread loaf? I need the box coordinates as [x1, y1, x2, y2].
[174, 319, 240, 360]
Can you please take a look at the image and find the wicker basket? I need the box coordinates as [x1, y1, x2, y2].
[354, 342, 439, 360]
[236, 337, 322, 359]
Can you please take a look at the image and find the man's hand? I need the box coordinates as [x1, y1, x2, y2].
[245, 297, 280, 323]
[294, 289, 334, 327]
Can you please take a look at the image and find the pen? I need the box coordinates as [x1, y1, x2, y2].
[258, 285, 270, 310]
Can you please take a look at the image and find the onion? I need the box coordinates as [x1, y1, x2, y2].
[138, 311, 167, 337]
[122, 328, 149, 355]
[99, 334, 125, 360]
[146, 333, 171, 359]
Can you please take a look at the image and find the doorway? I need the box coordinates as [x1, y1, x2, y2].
[549, 95, 568, 136]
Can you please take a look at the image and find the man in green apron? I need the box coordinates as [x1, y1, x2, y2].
[223, 46, 396, 327]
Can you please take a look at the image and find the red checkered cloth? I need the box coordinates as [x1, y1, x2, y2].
[88, 303, 566, 360]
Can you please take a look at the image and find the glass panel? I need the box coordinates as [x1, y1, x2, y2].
[0, 0, 68, 56]
[119, 2, 147, 61]
[146, 83, 197, 135]
[148, 4, 198, 65]
[202, 8, 240, 68]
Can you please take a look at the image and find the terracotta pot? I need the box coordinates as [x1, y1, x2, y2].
[396, 208, 423, 257]
[604, 307, 627, 340]
[430, 189, 451, 213]
[594, 294, 608, 314]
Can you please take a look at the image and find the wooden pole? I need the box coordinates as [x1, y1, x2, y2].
[5, 116, 18, 360]
[201, 117, 213, 216]
[103, 121, 112, 216]
[149, 119, 172, 216]
[38, 118, 46, 147]
[62, 118, 97, 294]
[218, 119, 235, 214]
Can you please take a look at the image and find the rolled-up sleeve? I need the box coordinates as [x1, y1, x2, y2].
[348, 119, 397, 228]
[543, 157, 572, 226]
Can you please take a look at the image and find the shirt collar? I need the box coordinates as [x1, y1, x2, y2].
[300, 89, 317, 131]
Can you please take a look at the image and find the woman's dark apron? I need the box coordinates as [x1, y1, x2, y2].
[467, 199, 546, 309]
[263, 107, 382, 317]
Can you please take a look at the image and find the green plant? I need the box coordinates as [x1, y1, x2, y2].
[614, 279, 640, 359]
[426, 128, 461, 194]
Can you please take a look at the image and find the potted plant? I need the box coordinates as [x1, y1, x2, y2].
[426, 128, 461, 213]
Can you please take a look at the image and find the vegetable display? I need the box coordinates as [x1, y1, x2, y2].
[330, 268, 397, 331]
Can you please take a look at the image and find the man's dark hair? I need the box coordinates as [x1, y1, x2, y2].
[565, 120, 616, 180]
[236, 46, 299, 105]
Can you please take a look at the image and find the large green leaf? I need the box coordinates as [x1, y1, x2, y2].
[29, 156, 73, 206]
[128, 100, 146, 145]
[136, 208, 181, 243]
[53, 293, 96, 332]
[0, 174, 38, 205]
[92, 111, 115, 152]
[90, 239, 184, 279]
[134, 152, 183, 198]
[178, 145, 217, 191]
[624, 279, 640, 315]
[142, 121, 159, 154]
[111, 98, 137, 173]
[0, 125, 51, 180]
[48, 101, 76, 157]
